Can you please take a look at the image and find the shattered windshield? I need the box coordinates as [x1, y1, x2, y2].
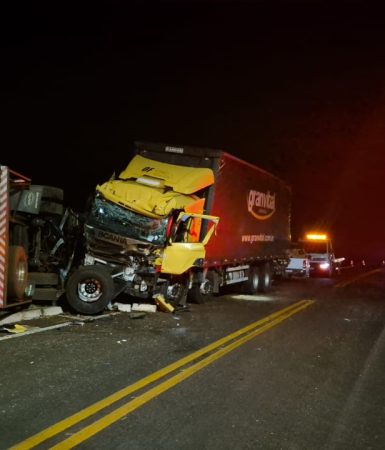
[87, 195, 169, 245]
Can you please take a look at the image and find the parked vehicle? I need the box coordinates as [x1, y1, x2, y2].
[65, 142, 291, 314]
[300, 232, 342, 277]
[0, 165, 80, 309]
[285, 245, 310, 278]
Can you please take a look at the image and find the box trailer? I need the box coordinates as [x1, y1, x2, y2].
[65, 142, 291, 314]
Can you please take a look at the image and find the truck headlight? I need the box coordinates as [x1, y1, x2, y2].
[319, 262, 330, 270]
[140, 280, 148, 292]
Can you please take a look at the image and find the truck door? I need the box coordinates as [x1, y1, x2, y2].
[160, 212, 219, 275]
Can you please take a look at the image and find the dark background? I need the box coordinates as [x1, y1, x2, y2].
[2, 1, 385, 263]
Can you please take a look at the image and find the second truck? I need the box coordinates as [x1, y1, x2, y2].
[65, 142, 292, 314]
[300, 232, 343, 277]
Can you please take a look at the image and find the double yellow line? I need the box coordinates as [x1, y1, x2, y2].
[12, 299, 314, 450]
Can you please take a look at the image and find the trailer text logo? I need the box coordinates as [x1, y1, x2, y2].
[247, 190, 276, 220]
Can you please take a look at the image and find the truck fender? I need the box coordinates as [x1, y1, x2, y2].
[258, 262, 272, 293]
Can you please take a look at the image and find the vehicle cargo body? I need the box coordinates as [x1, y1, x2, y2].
[138, 143, 291, 263]
[65, 142, 291, 314]
[0, 165, 79, 309]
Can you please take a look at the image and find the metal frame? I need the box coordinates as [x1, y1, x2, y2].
[0, 165, 32, 309]
[0, 165, 10, 308]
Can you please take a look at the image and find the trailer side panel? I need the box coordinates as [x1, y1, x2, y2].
[205, 152, 291, 264]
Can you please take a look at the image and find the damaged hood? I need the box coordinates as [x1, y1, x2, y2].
[118, 154, 214, 195]
[96, 155, 213, 218]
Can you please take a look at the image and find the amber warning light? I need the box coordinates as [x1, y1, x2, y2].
[305, 233, 328, 241]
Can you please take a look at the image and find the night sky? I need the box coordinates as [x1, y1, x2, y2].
[2, 1, 385, 262]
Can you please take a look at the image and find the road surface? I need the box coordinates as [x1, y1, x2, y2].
[1, 267, 385, 449]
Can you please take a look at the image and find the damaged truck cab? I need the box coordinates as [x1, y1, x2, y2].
[66, 142, 291, 315]
[66, 152, 219, 314]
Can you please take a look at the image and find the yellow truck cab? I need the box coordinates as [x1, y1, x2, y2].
[65, 142, 291, 314]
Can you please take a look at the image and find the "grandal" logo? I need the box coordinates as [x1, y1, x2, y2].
[247, 190, 276, 220]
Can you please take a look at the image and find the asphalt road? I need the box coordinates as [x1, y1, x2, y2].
[1, 267, 385, 449]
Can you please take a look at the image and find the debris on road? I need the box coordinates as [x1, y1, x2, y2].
[153, 294, 175, 313]
[114, 302, 132, 312]
[0, 323, 29, 334]
[132, 303, 157, 313]
[0, 322, 73, 341]
[0, 305, 64, 325]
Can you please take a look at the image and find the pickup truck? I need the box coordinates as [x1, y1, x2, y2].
[285, 247, 310, 278]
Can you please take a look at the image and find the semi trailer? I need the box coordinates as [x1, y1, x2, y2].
[0, 165, 80, 309]
[65, 142, 292, 314]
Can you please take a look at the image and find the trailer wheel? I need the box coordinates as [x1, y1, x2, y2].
[66, 265, 114, 315]
[31, 185, 64, 215]
[39, 200, 64, 216]
[188, 278, 213, 304]
[243, 266, 260, 294]
[166, 276, 189, 306]
[11, 224, 29, 252]
[31, 185, 64, 201]
[187, 284, 210, 304]
[258, 262, 272, 293]
[7, 245, 28, 300]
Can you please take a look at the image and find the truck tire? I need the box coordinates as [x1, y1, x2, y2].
[10, 224, 29, 252]
[188, 283, 212, 304]
[243, 266, 260, 294]
[39, 201, 64, 216]
[7, 245, 28, 299]
[258, 262, 272, 293]
[31, 185, 64, 201]
[31, 185, 64, 215]
[65, 265, 115, 315]
[166, 276, 189, 306]
[188, 270, 215, 304]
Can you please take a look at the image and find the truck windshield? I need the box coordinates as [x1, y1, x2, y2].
[87, 196, 169, 245]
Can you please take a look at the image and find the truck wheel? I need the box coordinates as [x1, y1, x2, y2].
[166, 277, 188, 306]
[7, 245, 28, 299]
[39, 201, 64, 216]
[31, 185, 64, 201]
[11, 224, 29, 252]
[243, 266, 260, 294]
[258, 263, 272, 293]
[188, 280, 213, 304]
[31, 185, 64, 215]
[66, 265, 114, 315]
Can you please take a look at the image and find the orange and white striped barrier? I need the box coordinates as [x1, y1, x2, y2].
[0, 166, 9, 308]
